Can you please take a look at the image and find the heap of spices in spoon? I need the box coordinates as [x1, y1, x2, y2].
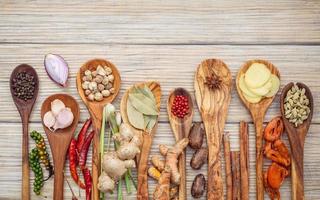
[11, 71, 36, 101]
[81, 65, 115, 101]
[171, 95, 189, 118]
[284, 84, 311, 127]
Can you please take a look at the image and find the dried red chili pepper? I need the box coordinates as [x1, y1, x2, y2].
[77, 118, 92, 152]
[69, 138, 86, 189]
[83, 167, 92, 200]
[79, 130, 95, 169]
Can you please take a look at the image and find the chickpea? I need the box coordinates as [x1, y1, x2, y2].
[92, 70, 97, 77]
[82, 81, 90, 90]
[98, 84, 105, 91]
[84, 70, 91, 76]
[82, 76, 87, 82]
[105, 67, 112, 75]
[89, 82, 97, 91]
[108, 74, 114, 82]
[106, 83, 113, 90]
[86, 74, 93, 81]
[95, 75, 103, 83]
[88, 93, 94, 101]
[102, 90, 111, 97]
[102, 77, 109, 85]
[94, 92, 103, 101]
[109, 88, 115, 94]
[85, 89, 91, 95]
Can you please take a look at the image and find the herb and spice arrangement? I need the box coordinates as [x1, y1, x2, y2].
[8, 55, 315, 200]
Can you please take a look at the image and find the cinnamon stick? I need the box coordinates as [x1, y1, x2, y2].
[223, 132, 232, 200]
[240, 121, 249, 200]
[231, 151, 240, 200]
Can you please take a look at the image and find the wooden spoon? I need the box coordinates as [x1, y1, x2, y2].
[76, 58, 121, 200]
[194, 59, 232, 200]
[41, 94, 80, 200]
[120, 81, 161, 200]
[167, 88, 194, 200]
[10, 64, 39, 200]
[236, 59, 280, 200]
[280, 82, 313, 200]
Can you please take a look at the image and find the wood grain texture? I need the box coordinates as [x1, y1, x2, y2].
[236, 59, 280, 200]
[239, 121, 249, 200]
[223, 133, 232, 200]
[0, 0, 319, 44]
[40, 94, 80, 200]
[76, 58, 121, 200]
[167, 88, 194, 200]
[280, 82, 314, 200]
[9, 64, 39, 200]
[195, 59, 232, 200]
[0, 1, 320, 199]
[120, 82, 161, 200]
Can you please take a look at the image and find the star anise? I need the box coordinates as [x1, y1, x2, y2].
[205, 71, 222, 90]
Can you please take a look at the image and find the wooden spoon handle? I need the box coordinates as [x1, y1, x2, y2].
[291, 142, 305, 200]
[137, 133, 152, 200]
[92, 122, 101, 200]
[22, 119, 30, 200]
[53, 159, 65, 200]
[178, 152, 187, 200]
[253, 118, 264, 200]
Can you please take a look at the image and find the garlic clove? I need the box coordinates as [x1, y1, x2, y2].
[52, 107, 74, 131]
[51, 99, 66, 116]
[43, 111, 56, 130]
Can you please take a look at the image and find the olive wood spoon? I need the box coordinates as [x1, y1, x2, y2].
[167, 88, 194, 200]
[120, 81, 161, 200]
[41, 94, 80, 200]
[236, 59, 280, 200]
[280, 82, 313, 200]
[194, 59, 232, 200]
[10, 64, 39, 200]
[76, 58, 121, 200]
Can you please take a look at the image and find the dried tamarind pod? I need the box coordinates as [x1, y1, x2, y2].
[264, 116, 284, 142]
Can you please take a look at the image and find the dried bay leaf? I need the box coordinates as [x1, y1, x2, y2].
[128, 93, 158, 115]
[133, 85, 156, 104]
[145, 115, 157, 132]
[127, 99, 145, 130]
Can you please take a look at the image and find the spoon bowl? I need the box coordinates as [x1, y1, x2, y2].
[120, 81, 161, 200]
[76, 58, 121, 200]
[280, 82, 313, 200]
[167, 87, 194, 199]
[41, 94, 80, 200]
[10, 64, 39, 200]
[236, 59, 280, 200]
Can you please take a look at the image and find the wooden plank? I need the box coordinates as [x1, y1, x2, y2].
[0, 44, 319, 123]
[0, 122, 319, 199]
[0, 0, 319, 44]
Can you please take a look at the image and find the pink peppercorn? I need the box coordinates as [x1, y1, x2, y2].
[171, 95, 189, 118]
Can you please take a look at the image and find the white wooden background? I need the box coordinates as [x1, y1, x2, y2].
[0, 0, 319, 199]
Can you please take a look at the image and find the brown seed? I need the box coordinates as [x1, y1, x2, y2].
[188, 122, 205, 149]
[190, 148, 208, 170]
[191, 174, 206, 198]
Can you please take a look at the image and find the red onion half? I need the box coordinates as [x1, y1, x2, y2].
[44, 53, 69, 87]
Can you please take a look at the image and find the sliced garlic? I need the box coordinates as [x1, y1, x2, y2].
[52, 107, 74, 131]
[51, 99, 66, 116]
[43, 111, 56, 131]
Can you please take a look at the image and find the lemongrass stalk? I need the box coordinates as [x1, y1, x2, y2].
[99, 105, 107, 200]
[117, 178, 123, 200]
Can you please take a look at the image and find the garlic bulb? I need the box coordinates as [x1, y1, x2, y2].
[51, 99, 65, 116]
[53, 107, 74, 131]
[43, 111, 56, 131]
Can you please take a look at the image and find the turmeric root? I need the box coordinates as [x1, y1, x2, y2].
[151, 155, 165, 172]
[148, 166, 162, 181]
[153, 166, 171, 200]
[159, 138, 189, 185]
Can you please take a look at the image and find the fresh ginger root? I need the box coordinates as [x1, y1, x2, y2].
[148, 166, 162, 181]
[152, 138, 189, 200]
[159, 138, 189, 185]
[98, 123, 141, 193]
